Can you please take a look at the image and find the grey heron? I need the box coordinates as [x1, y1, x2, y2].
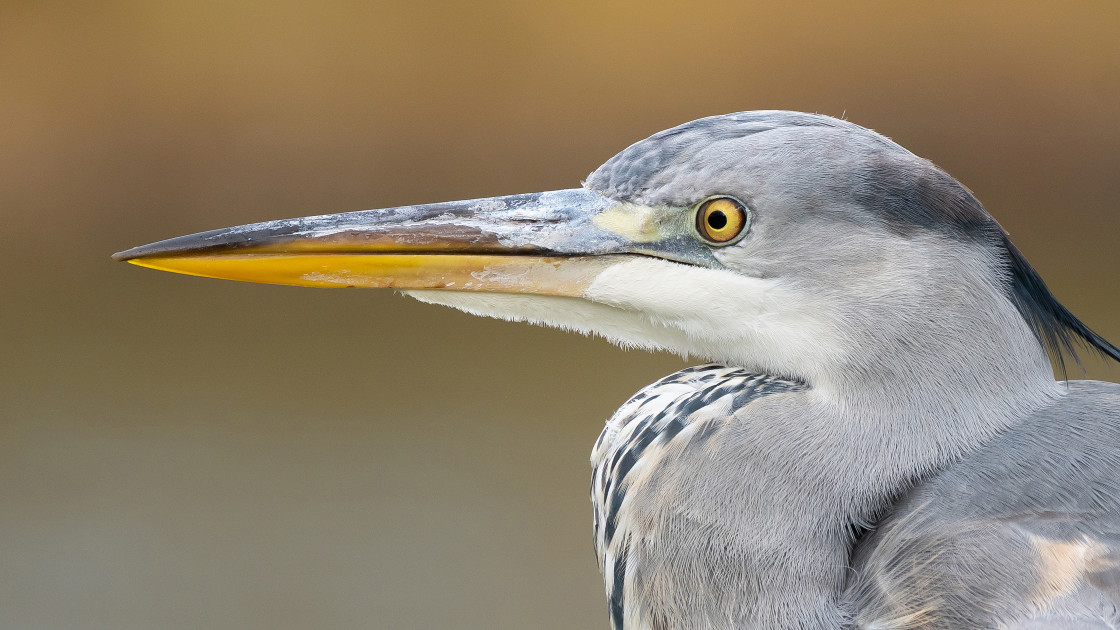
[114, 111, 1120, 629]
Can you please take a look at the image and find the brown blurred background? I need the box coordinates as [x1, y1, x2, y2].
[1, 1, 1118, 628]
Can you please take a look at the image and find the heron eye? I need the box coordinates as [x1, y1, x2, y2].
[696, 197, 748, 244]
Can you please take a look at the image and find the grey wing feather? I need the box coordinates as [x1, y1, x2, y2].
[844, 381, 1120, 629]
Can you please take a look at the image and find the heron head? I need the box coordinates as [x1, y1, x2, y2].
[114, 112, 1118, 387]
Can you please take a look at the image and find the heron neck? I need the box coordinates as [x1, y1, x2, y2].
[698, 275, 1063, 627]
[821, 286, 1061, 471]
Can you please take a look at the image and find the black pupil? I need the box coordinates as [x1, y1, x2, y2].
[707, 210, 728, 230]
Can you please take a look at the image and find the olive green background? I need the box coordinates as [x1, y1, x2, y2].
[2, 2, 1118, 629]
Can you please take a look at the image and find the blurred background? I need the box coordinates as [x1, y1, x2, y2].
[1, 1, 1118, 628]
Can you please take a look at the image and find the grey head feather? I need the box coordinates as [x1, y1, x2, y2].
[585, 110, 1120, 377]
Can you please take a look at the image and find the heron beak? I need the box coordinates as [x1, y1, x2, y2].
[112, 189, 653, 297]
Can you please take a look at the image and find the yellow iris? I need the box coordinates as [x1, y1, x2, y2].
[696, 197, 748, 244]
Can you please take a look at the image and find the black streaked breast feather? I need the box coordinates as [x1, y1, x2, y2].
[590, 364, 806, 630]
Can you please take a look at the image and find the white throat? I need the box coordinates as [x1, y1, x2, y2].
[406, 257, 843, 383]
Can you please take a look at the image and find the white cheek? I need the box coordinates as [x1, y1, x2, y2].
[407, 257, 845, 382]
[586, 258, 846, 378]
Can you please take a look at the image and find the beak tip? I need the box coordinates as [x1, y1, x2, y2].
[112, 247, 145, 262]
[113, 236, 199, 262]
